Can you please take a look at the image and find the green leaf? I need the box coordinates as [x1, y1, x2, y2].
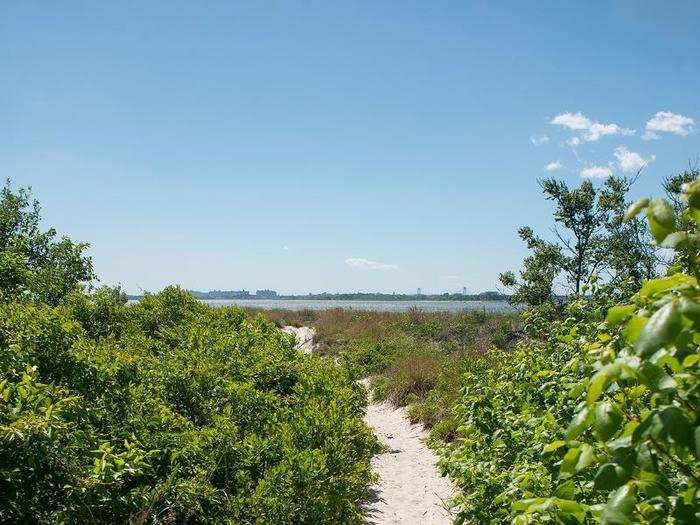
[646, 198, 676, 243]
[594, 462, 631, 491]
[587, 363, 620, 404]
[554, 479, 575, 499]
[639, 274, 696, 298]
[678, 297, 700, 324]
[660, 231, 688, 248]
[634, 301, 682, 357]
[575, 443, 596, 472]
[599, 509, 632, 525]
[657, 407, 692, 448]
[633, 407, 693, 448]
[600, 484, 636, 524]
[560, 447, 581, 478]
[606, 305, 635, 327]
[623, 316, 648, 345]
[543, 440, 567, 453]
[554, 498, 588, 522]
[594, 401, 624, 441]
[623, 198, 649, 222]
[636, 362, 677, 392]
[566, 407, 593, 440]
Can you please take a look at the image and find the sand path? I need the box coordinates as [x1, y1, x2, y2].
[282, 327, 455, 524]
[360, 378, 455, 524]
[281, 325, 317, 354]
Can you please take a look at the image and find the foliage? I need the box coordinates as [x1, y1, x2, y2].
[0, 181, 94, 305]
[0, 187, 378, 523]
[500, 175, 656, 308]
[253, 307, 520, 440]
[440, 175, 700, 523]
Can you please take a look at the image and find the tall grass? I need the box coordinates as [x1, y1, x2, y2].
[248, 306, 521, 441]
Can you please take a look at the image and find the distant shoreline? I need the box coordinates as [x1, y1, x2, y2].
[127, 291, 509, 302]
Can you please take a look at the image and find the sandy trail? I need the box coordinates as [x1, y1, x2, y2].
[282, 327, 455, 524]
[360, 378, 455, 525]
[281, 325, 317, 354]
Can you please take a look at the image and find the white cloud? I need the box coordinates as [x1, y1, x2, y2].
[545, 160, 563, 172]
[613, 146, 655, 173]
[345, 257, 398, 271]
[566, 136, 581, 147]
[530, 134, 550, 146]
[581, 165, 613, 179]
[282, 245, 289, 251]
[550, 111, 635, 142]
[643, 111, 694, 140]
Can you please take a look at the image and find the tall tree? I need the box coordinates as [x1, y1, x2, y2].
[0, 181, 94, 304]
[501, 174, 659, 306]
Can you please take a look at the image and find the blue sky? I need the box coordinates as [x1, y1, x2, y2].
[2, 1, 699, 294]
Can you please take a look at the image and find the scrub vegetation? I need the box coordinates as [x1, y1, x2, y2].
[3, 164, 699, 524]
[0, 181, 378, 524]
[260, 169, 700, 524]
[252, 307, 521, 442]
[437, 170, 700, 524]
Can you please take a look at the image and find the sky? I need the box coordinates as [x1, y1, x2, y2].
[2, 1, 699, 295]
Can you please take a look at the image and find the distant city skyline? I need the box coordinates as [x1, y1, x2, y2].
[3, 2, 698, 294]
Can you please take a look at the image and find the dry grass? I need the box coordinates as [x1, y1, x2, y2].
[245, 305, 522, 440]
[374, 353, 442, 406]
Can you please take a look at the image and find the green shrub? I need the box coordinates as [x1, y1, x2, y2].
[440, 179, 700, 523]
[0, 290, 378, 523]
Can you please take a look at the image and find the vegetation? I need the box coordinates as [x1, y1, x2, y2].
[440, 170, 700, 523]
[252, 306, 520, 442]
[0, 181, 378, 524]
[4, 164, 699, 524]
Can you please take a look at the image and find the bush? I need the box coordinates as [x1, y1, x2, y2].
[440, 179, 700, 523]
[0, 291, 378, 523]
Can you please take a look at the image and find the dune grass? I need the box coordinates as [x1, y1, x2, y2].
[247, 306, 521, 441]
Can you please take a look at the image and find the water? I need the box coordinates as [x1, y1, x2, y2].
[201, 299, 514, 313]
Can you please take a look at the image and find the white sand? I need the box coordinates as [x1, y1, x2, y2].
[281, 327, 455, 523]
[281, 325, 317, 354]
[361, 378, 456, 524]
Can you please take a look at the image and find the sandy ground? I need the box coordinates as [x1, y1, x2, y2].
[281, 325, 316, 354]
[360, 378, 455, 525]
[282, 327, 455, 524]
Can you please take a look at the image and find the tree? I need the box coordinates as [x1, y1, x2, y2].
[501, 174, 658, 306]
[0, 180, 94, 304]
[597, 175, 656, 293]
[499, 227, 563, 309]
[541, 178, 607, 295]
[663, 166, 700, 276]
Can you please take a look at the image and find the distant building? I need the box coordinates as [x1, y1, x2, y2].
[416, 287, 422, 296]
[462, 286, 467, 295]
[255, 289, 278, 299]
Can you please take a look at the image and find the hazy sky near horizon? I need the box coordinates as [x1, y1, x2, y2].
[2, 1, 699, 294]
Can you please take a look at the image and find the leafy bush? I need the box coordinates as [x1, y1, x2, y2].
[251, 306, 520, 438]
[440, 177, 700, 523]
[0, 289, 379, 523]
[0, 183, 378, 523]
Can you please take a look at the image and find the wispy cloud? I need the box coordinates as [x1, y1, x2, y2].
[581, 165, 613, 179]
[550, 111, 634, 142]
[643, 111, 695, 140]
[545, 160, 563, 172]
[282, 245, 289, 251]
[613, 146, 655, 172]
[530, 134, 550, 146]
[345, 257, 398, 271]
